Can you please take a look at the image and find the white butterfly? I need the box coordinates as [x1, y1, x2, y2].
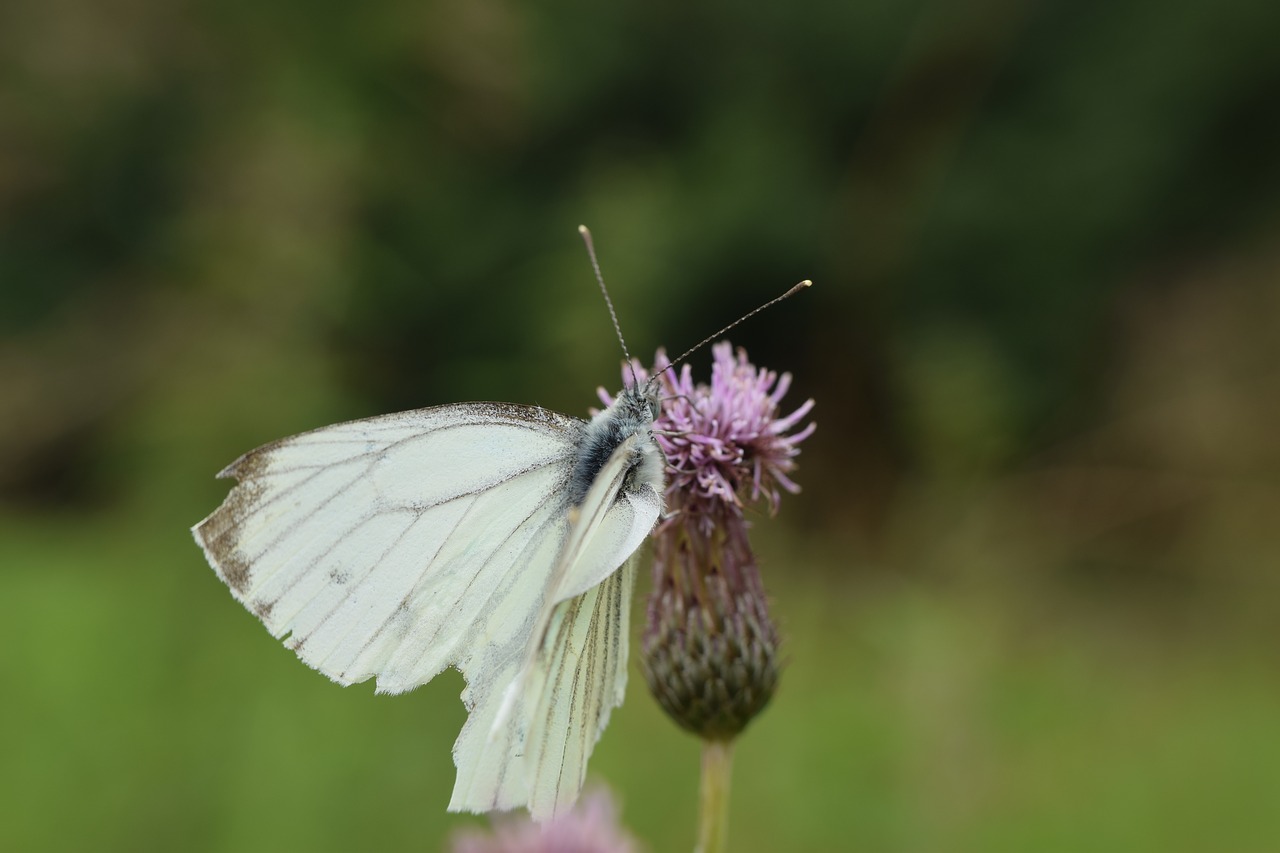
[192, 225, 809, 820]
[193, 382, 664, 820]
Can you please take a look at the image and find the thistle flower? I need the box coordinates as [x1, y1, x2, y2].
[450, 788, 639, 853]
[648, 342, 815, 531]
[603, 341, 813, 853]
[599, 342, 815, 737]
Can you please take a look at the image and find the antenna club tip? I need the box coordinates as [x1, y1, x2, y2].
[577, 224, 590, 235]
[799, 279, 813, 288]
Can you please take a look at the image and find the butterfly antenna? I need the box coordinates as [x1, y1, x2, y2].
[650, 279, 813, 386]
[579, 225, 639, 387]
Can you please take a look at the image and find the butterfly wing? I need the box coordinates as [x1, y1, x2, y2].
[525, 555, 638, 818]
[195, 401, 661, 820]
[449, 431, 662, 819]
[192, 402, 584, 696]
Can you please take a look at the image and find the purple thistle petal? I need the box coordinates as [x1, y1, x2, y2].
[660, 342, 813, 517]
[771, 398, 815, 434]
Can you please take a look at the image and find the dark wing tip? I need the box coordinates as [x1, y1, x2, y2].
[218, 446, 272, 481]
[193, 507, 254, 595]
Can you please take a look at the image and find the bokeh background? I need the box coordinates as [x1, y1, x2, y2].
[3, 0, 1279, 850]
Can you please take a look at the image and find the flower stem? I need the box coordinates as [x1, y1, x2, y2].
[696, 738, 735, 853]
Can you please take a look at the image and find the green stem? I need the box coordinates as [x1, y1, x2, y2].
[696, 738, 735, 853]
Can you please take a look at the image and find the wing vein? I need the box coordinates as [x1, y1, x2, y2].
[262, 507, 392, 631]
[297, 508, 431, 663]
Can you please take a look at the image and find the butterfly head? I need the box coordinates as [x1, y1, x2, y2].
[617, 377, 662, 426]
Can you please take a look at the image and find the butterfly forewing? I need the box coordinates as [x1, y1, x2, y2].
[194, 403, 584, 693]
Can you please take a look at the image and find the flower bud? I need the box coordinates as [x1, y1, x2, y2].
[604, 342, 813, 742]
[642, 509, 780, 739]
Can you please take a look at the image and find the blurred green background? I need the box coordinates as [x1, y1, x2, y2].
[3, 0, 1280, 850]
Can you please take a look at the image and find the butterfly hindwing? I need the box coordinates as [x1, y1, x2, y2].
[525, 554, 637, 819]
[448, 433, 659, 819]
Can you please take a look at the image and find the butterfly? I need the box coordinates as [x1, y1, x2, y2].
[192, 226, 809, 820]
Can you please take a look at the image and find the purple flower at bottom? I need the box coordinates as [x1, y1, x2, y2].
[450, 788, 639, 853]
[602, 342, 814, 740]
